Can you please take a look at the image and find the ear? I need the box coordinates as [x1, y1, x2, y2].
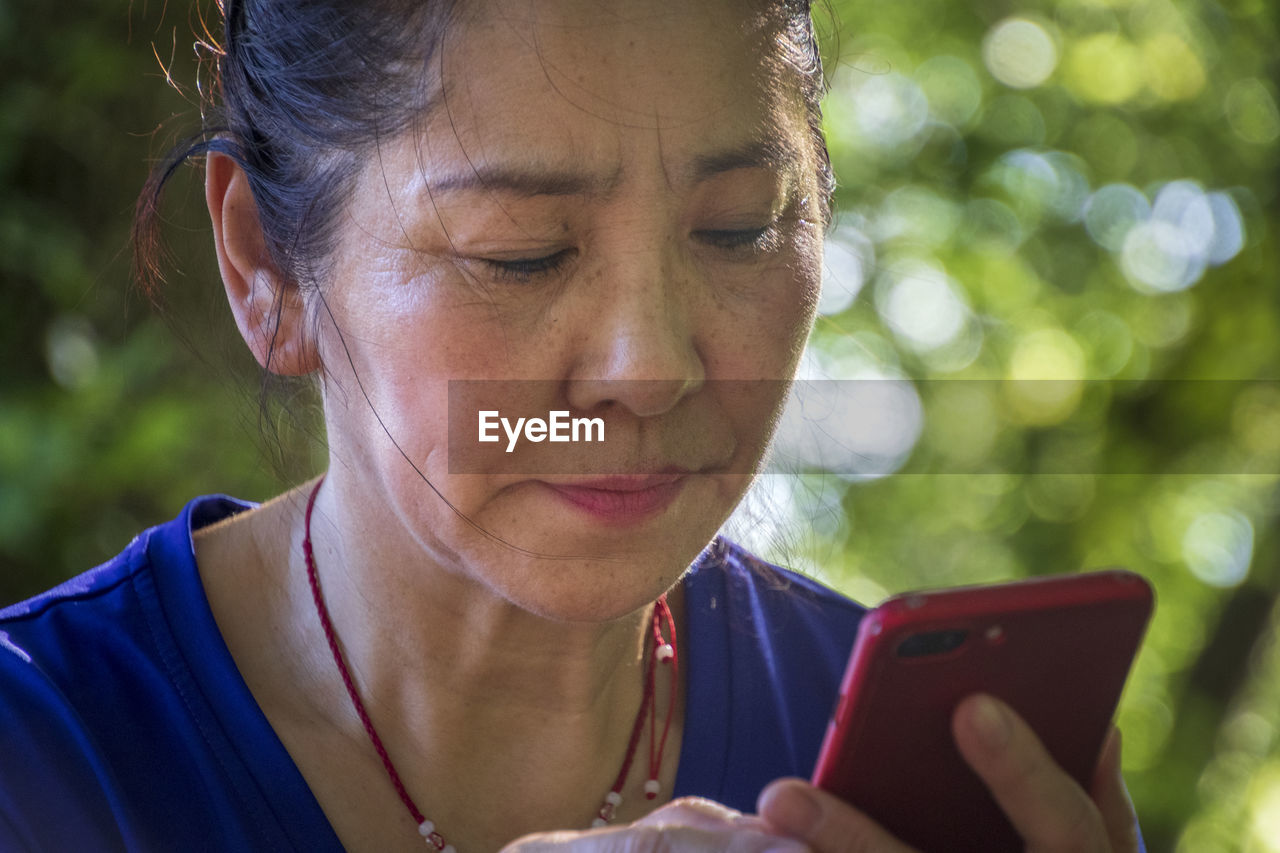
[206, 151, 318, 375]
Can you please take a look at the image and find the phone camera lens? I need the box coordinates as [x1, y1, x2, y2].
[896, 629, 969, 658]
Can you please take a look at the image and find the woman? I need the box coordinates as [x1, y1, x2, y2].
[0, 0, 1141, 850]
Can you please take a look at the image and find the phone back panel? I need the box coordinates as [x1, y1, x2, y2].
[811, 570, 1153, 853]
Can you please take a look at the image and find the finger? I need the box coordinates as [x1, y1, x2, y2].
[500, 827, 621, 853]
[631, 796, 746, 830]
[634, 798, 808, 851]
[504, 820, 808, 853]
[951, 694, 1108, 852]
[1089, 728, 1141, 853]
[758, 778, 917, 853]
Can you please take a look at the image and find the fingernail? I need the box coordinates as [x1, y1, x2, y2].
[1102, 726, 1123, 769]
[970, 695, 1011, 750]
[760, 782, 821, 837]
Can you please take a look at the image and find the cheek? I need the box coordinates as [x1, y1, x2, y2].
[784, 222, 826, 313]
[313, 279, 484, 482]
[703, 247, 821, 378]
[319, 258, 516, 387]
[769, 233, 824, 354]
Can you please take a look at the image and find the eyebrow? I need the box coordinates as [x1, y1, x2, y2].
[686, 137, 802, 184]
[422, 138, 802, 201]
[425, 164, 621, 200]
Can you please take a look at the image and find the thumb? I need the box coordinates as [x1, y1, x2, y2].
[757, 779, 917, 853]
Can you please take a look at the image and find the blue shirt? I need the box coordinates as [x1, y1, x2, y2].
[0, 496, 863, 850]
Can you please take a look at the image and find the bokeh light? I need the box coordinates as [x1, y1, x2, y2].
[1085, 184, 1152, 251]
[1142, 32, 1206, 102]
[842, 71, 930, 150]
[819, 220, 874, 316]
[982, 18, 1058, 90]
[1182, 511, 1254, 588]
[1122, 221, 1202, 293]
[921, 381, 999, 469]
[1249, 762, 1280, 851]
[1075, 311, 1135, 378]
[1078, 179, 1247, 292]
[1064, 33, 1144, 105]
[1225, 78, 1280, 145]
[44, 315, 99, 391]
[915, 55, 983, 128]
[876, 260, 971, 353]
[773, 370, 923, 480]
[1119, 182, 1245, 293]
[1006, 328, 1086, 425]
[987, 148, 1089, 224]
[876, 184, 961, 248]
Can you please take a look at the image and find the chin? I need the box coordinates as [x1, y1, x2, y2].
[488, 551, 689, 624]
[438, 476, 735, 620]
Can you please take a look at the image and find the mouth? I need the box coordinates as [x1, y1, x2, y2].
[538, 470, 692, 524]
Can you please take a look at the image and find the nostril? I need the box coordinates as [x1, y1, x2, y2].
[566, 378, 703, 420]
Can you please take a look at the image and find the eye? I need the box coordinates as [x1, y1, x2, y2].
[476, 248, 576, 283]
[695, 223, 781, 255]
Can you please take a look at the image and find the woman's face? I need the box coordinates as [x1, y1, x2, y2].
[313, 0, 824, 620]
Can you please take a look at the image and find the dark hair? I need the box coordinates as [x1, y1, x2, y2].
[134, 0, 834, 349]
[134, 0, 460, 299]
[780, 0, 837, 222]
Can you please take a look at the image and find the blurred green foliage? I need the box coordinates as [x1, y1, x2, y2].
[1, 0, 1277, 849]
[0, 0, 317, 606]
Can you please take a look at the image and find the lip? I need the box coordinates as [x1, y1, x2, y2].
[540, 472, 690, 524]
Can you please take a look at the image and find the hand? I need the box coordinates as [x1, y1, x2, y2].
[501, 797, 809, 852]
[755, 694, 1141, 853]
[950, 694, 1141, 852]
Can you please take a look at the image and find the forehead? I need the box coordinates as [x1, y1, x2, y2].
[402, 0, 809, 184]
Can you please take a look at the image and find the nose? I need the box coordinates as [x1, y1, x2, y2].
[565, 246, 706, 417]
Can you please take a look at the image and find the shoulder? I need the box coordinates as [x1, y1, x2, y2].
[0, 495, 260, 849]
[674, 537, 865, 808]
[685, 536, 865, 663]
[0, 494, 254, 680]
[1, 513, 160, 698]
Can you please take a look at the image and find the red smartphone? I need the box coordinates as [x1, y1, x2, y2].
[811, 569, 1154, 853]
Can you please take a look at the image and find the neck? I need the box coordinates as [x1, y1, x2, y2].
[305, 477, 655, 720]
[293, 474, 683, 848]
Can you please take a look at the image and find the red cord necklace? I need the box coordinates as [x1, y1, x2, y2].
[302, 477, 678, 850]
